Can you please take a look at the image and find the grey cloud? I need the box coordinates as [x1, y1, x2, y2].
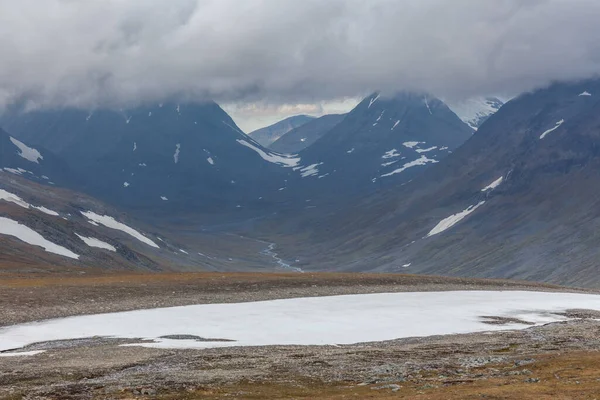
[0, 0, 599, 110]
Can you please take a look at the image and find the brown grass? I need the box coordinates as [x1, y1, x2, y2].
[113, 351, 600, 399]
[0, 270, 563, 289]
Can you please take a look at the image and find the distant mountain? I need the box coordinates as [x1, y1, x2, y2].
[0, 127, 73, 186]
[448, 97, 504, 130]
[269, 114, 346, 153]
[248, 115, 315, 147]
[290, 79, 600, 287]
[1, 103, 298, 212]
[281, 92, 473, 200]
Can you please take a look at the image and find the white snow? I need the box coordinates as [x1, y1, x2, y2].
[439, 146, 449, 151]
[346, 148, 355, 154]
[0, 350, 46, 357]
[579, 91, 592, 96]
[299, 163, 322, 178]
[176, 104, 180, 114]
[539, 119, 564, 139]
[133, 142, 137, 152]
[402, 263, 411, 268]
[0, 189, 59, 216]
[416, 146, 437, 153]
[32, 206, 59, 216]
[300, 138, 306, 142]
[427, 201, 485, 237]
[424, 98, 433, 115]
[80, 211, 159, 248]
[447, 97, 503, 130]
[236, 139, 301, 168]
[402, 141, 424, 149]
[75, 234, 116, 252]
[1, 291, 599, 352]
[481, 176, 504, 192]
[3, 167, 29, 175]
[382, 149, 401, 159]
[0, 217, 79, 259]
[148, 112, 152, 116]
[160, 196, 168, 201]
[138, 163, 146, 167]
[207, 157, 214, 165]
[9, 137, 43, 164]
[380, 155, 438, 177]
[368, 94, 380, 108]
[391, 120, 400, 130]
[381, 160, 399, 167]
[123, 182, 130, 188]
[179, 249, 189, 255]
[173, 144, 181, 163]
[125, 116, 132, 124]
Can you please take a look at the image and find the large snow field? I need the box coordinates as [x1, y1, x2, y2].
[1, 291, 599, 354]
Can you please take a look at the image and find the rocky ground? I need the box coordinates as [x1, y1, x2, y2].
[1, 272, 600, 399]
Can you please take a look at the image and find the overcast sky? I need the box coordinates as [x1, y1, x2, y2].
[1, 0, 599, 131]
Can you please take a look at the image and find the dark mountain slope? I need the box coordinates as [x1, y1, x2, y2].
[2, 103, 299, 212]
[269, 114, 346, 153]
[281, 92, 473, 200]
[0, 128, 73, 186]
[248, 115, 315, 147]
[274, 80, 600, 287]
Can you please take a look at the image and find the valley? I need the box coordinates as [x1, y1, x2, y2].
[2, 3, 600, 397]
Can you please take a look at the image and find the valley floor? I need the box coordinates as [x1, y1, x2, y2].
[1, 271, 600, 399]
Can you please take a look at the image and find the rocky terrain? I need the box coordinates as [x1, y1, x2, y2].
[0, 272, 599, 399]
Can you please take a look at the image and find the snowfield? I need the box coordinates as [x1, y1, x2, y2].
[9, 137, 43, 163]
[1, 291, 599, 353]
[80, 211, 159, 248]
[427, 201, 485, 237]
[0, 189, 59, 216]
[75, 234, 116, 252]
[236, 139, 301, 167]
[0, 217, 79, 259]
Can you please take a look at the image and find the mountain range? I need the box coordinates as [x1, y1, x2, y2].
[3, 79, 600, 287]
[270, 80, 600, 287]
[248, 115, 315, 147]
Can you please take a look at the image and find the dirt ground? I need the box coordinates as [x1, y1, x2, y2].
[1, 271, 600, 399]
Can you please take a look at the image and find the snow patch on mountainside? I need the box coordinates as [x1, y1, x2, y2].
[540, 119, 564, 139]
[80, 211, 159, 248]
[0, 189, 59, 216]
[416, 146, 437, 153]
[236, 139, 301, 167]
[9, 137, 43, 163]
[382, 149, 401, 159]
[75, 234, 116, 252]
[173, 144, 181, 163]
[0, 217, 79, 259]
[368, 94, 380, 108]
[482, 176, 504, 192]
[381, 155, 438, 177]
[448, 97, 504, 130]
[579, 91, 592, 96]
[402, 141, 424, 149]
[299, 163, 323, 178]
[427, 201, 485, 237]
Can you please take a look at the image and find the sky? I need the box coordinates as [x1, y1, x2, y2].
[1, 0, 599, 132]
